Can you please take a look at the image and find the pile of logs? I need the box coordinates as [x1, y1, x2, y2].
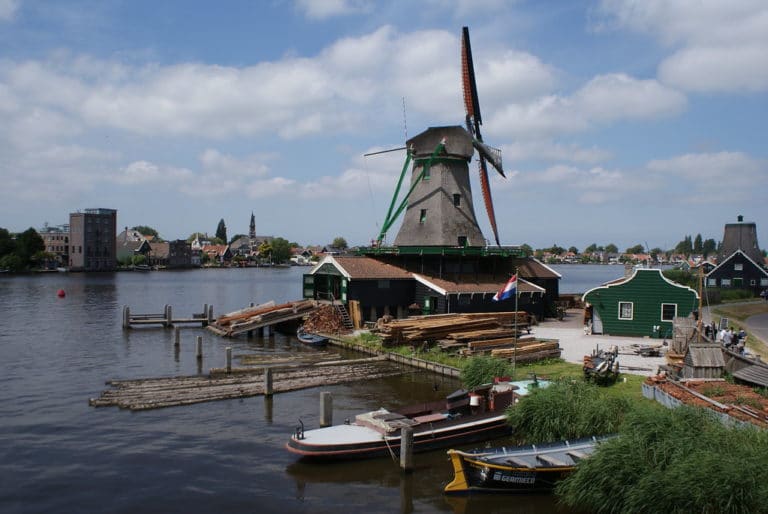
[301, 304, 351, 335]
[208, 300, 318, 337]
[488, 339, 561, 363]
[375, 312, 530, 347]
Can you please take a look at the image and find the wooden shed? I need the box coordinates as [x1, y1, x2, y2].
[582, 268, 698, 337]
[681, 343, 725, 379]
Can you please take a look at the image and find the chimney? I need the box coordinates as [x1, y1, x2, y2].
[737, 215, 744, 222]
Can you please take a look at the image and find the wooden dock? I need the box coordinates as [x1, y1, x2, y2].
[122, 304, 214, 329]
[206, 299, 319, 337]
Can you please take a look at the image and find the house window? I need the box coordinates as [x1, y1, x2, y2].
[618, 302, 633, 320]
[751, 280, 756, 286]
[661, 303, 677, 322]
[707, 278, 717, 287]
[422, 165, 430, 180]
[458, 236, 467, 247]
[722, 279, 731, 287]
[453, 194, 461, 207]
[761, 278, 768, 286]
[734, 263, 743, 271]
[378, 280, 390, 289]
[420, 209, 427, 223]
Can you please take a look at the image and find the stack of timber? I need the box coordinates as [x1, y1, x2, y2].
[207, 300, 318, 337]
[375, 312, 529, 347]
[301, 304, 352, 335]
[487, 339, 561, 363]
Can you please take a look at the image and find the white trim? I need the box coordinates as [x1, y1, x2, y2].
[707, 249, 768, 278]
[582, 268, 699, 302]
[532, 257, 562, 278]
[413, 274, 447, 296]
[308, 255, 352, 280]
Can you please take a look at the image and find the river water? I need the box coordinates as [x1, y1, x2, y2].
[0, 265, 620, 513]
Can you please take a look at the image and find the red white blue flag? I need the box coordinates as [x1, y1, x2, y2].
[492, 275, 517, 302]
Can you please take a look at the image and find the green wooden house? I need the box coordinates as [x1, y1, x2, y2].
[582, 268, 698, 338]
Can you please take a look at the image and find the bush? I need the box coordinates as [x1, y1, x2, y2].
[556, 404, 768, 513]
[459, 356, 512, 389]
[506, 379, 630, 444]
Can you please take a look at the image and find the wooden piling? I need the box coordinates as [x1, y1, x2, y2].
[319, 391, 333, 427]
[400, 426, 414, 472]
[174, 327, 180, 347]
[263, 367, 273, 397]
[122, 306, 130, 329]
[196, 336, 203, 360]
[165, 305, 172, 328]
[207, 305, 213, 324]
[226, 346, 232, 372]
[247, 303, 254, 337]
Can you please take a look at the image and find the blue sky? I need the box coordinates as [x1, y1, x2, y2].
[0, 0, 766, 251]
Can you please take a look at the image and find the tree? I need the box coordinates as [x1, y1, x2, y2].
[605, 243, 618, 254]
[585, 243, 598, 254]
[271, 237, 291, 264]
[650, 247, 663, 261]
[520, 243, 533, 256]
[568, 246, 579, 254]
[694, 233, 703, 254]
[258, 241, 272, 262]
[0, 228, 16, 257]
[626, 244, 644, 254]
[16, 228, 44, 266]
[132, 225, 160, 239]
[702, 238, 717, 257]
[215, 219, 227, 243]
[332, 236, 348, 250]
[675, 235, 693, 255]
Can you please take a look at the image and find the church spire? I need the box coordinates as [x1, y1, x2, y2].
[249, 212, 256, 239]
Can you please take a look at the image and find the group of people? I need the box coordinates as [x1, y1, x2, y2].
[705, 323, 747, 355]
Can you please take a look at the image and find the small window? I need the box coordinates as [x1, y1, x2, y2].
[761, 278, 768, 286]
[750, 279, 756, 286]
[422, 165, 430, 180]
[722, 279, 731, 287]
[707, 278, 717, 286]
[661, 303, 677, 322]
[458, 236, 467, 247]
[734, 263, 743, 271]
[453, 194, 461, 207]
[378, 280, 390, 289]
[618, 302, 633, 320]
[420, 209, 427, 223]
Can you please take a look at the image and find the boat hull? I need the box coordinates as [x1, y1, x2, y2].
[286, 413, 512, 461]
[444, 436, 611, 494]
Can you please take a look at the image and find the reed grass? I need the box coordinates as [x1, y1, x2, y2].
[556, 404, 768, 513]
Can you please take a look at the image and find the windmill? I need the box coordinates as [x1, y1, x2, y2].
[377, 27, 507, 248]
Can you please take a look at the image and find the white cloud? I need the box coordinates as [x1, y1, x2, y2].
[0, 0, 18, 21]
[294, 0, 372, 20]
[502, 140, 611, 164]
[597, 0, 768, 92]
[114, 160, 192, 185]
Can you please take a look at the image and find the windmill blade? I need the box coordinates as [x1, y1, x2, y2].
[461, 26, 482, 138]
[478, 155, 501, 247]
[473, 140, 505, 178]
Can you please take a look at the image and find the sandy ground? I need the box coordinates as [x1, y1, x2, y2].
[531, 309, 667, 377]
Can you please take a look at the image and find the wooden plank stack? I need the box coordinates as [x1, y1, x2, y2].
[375, 312, 529, 346]
[207, 299, 318, 337]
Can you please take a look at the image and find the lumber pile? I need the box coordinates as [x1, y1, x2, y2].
[208, 299, 318, 336]
[375, 312, 529, 347]
[302, 304, 352, 335]
[489, 340, 561, 363]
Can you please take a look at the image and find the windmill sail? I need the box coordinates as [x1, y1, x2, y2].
[461, 26, 505, 247]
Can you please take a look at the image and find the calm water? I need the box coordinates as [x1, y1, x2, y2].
[0, 266, 609, 513]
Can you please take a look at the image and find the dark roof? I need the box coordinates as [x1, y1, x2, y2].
[685, 344, 726, 367]
[517, 258, 561, 280]
[732, 363, 768, 388]
[413, 274, 545, 295]
[329, 256, 413, 279]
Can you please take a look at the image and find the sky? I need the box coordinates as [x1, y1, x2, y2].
[0, 0, 766, 252]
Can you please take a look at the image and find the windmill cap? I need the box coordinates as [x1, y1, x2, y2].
[406, 126, 473, 159]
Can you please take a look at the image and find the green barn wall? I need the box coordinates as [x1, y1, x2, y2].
[583, 269, 698, 337]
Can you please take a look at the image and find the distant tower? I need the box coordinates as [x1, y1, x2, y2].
[249, 212, 256, 240]
[719, 215, 762, 264]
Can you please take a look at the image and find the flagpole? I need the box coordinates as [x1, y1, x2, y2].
[513, 268, 518, 380]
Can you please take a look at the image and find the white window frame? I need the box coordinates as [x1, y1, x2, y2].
[761, 278, 768, 286]
[660, 303, 677, 322]
[618, 301, 634, 320]
[707, 278, 717, 287]
[722, 279, 731, 287]
[734, 263, 743, 271]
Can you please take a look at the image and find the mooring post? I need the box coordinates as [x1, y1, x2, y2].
[247, 302, 254, 338]
[319, 392, 333, 427]
[122, 305, 130, 329]
[263, 367, 273, 396]
[174, 326, 180, 347]
[400, 426, 414, 472]
[196, 336, 203, 360]
[165, 304, 173, 328]
[207, 305, 214, 324]
[226, 346, 232, 372]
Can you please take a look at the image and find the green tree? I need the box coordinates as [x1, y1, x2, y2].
[675, 235, 693, 255]
[520, 243, 533, 256]
[650, 247, 663, 261]
[0, 254, 23, 272]
[702, 238, 717, 257]
[605, 243, 618, 253]
[568, 246, 579, 254]
[132, 225, 160, 239]
[626, 244, 645, 254]
[585, 243, 598, 254]
[0, 228, 16, 257]
[258, 241, 272, 262]
[271, 237, 291, 264]
[215, 219, 227, 243]
[16, 228, 44, 266]
[332, 236, 348, 250]
[693, 233, 703, 253]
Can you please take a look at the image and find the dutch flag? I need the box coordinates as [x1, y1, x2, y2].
[492, 275, 517, 302]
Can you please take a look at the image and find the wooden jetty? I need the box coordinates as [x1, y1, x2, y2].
[206, 299, 319, 338]
[122, 304, 214, 329]
[89, 357, 405, 411]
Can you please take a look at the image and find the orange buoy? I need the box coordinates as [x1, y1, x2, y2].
[57, 289, 66, 298]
